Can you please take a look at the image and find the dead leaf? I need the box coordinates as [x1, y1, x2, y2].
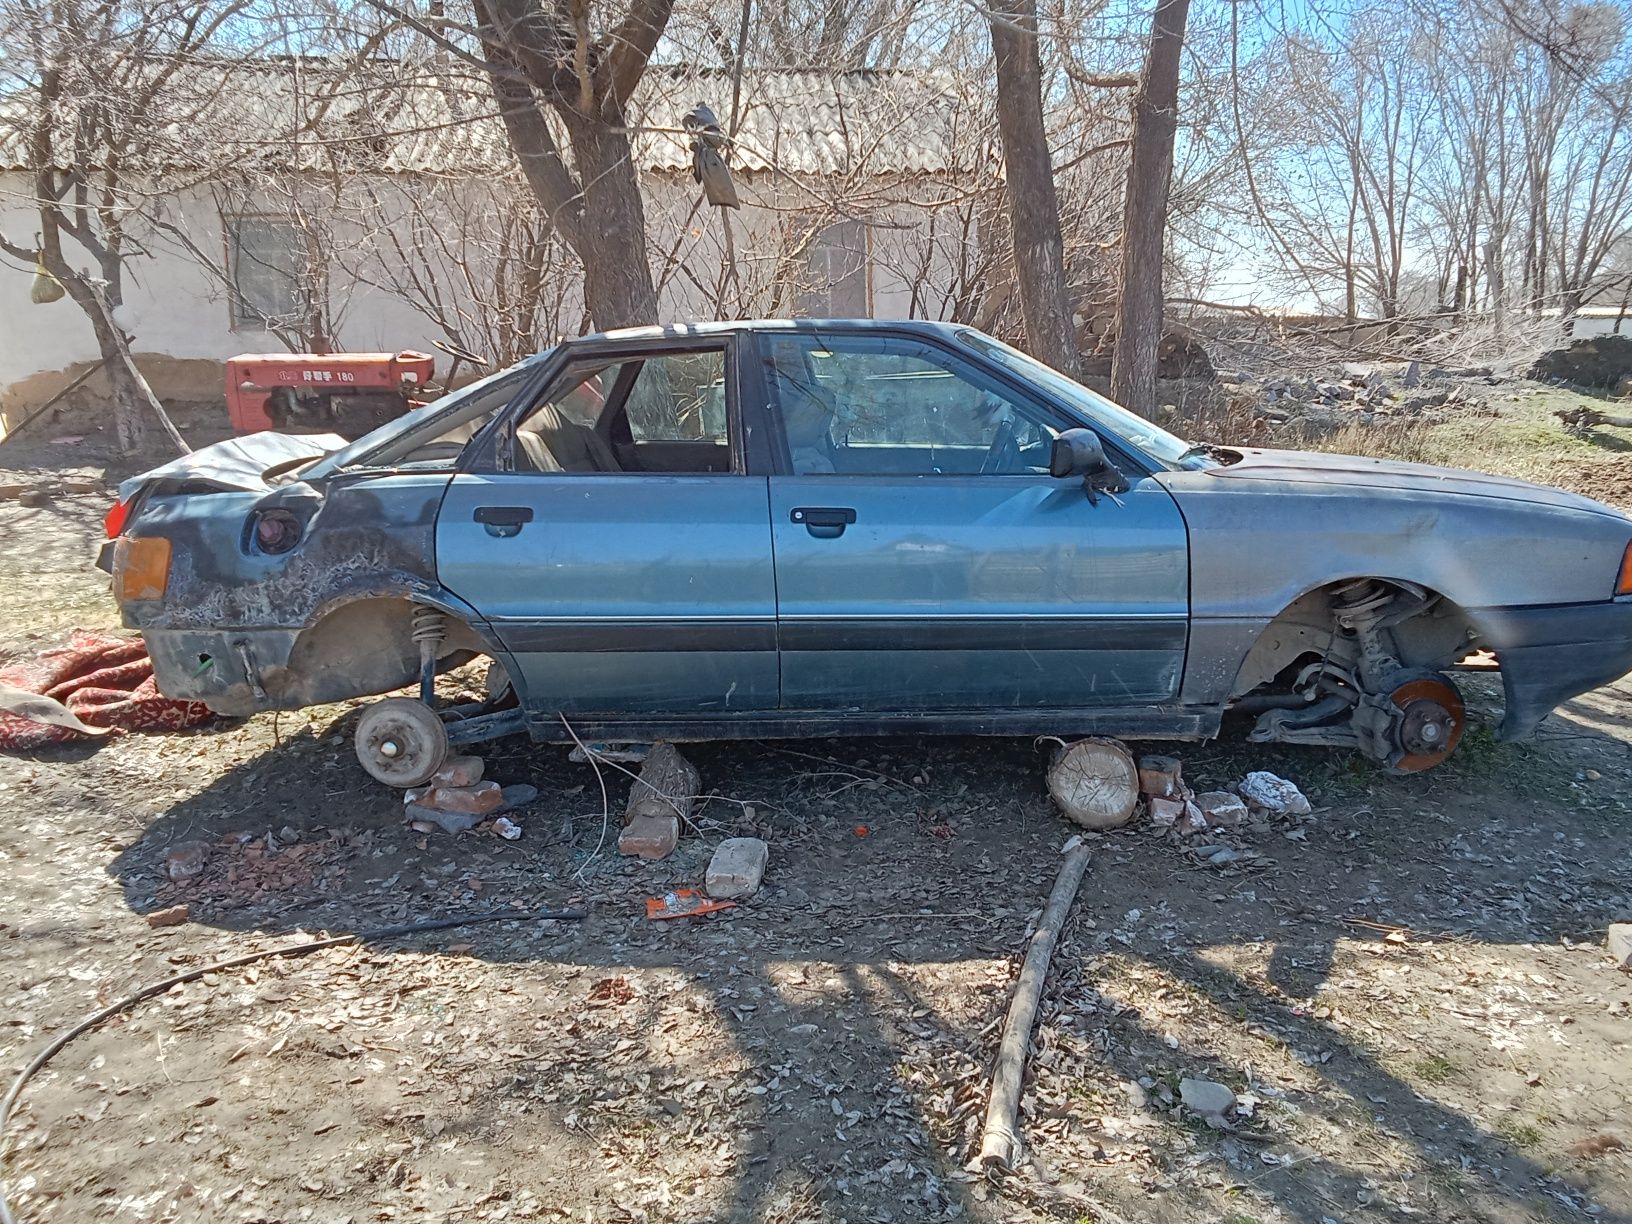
[1569, 1135, 1626, 1158]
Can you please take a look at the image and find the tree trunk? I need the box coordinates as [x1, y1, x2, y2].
[565, 118, 661, 329]
[988, 0, 1080, 377]
[36, 239, 187, 455]
[625, 742, 700, 824]
[1110, 0, 1192, 416]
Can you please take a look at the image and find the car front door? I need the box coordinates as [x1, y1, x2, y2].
[755, 328, 1190, 711]
[435, 337, 778, 717]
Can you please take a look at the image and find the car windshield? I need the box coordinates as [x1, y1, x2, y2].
[953, 330, 1208, 469]
[296, 356, 546, 480]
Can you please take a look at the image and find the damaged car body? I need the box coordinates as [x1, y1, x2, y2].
[101, 320, 1632, 785]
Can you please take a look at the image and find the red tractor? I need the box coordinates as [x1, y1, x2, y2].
[225, 350, 437, 438]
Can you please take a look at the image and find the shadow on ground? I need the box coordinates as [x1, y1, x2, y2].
[55, 697, 1629, 1224]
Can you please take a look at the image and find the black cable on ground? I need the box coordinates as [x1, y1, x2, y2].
[0, 906, 587, 1224]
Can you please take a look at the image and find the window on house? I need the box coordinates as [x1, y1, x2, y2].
[795, 219, 869, 317]
[226, 216, 304, 327]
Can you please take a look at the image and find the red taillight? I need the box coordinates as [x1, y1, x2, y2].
[104, 499, 131, 539]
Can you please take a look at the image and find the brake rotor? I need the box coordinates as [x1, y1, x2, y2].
[354, 697, 449, 787]
[1386, 673, 1466, 773]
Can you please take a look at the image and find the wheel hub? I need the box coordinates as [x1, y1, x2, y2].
[354, 697, 449, 787]
[1387, 675, 1466, 772]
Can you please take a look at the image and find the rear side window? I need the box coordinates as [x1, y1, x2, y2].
[501, 345, 736, 475]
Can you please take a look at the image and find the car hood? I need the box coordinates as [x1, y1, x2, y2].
[1174, 447, 1626, 519]
[117, 431, 346, 500]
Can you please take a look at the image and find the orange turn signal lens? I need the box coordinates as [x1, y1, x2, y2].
[113, 536, 171, 602]
[1617, 541, 1632, 597]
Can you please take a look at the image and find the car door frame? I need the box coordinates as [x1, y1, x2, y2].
[434, 329, 783, 723]
[740, 320, 1196, 717]
[456, 330, 779, 478]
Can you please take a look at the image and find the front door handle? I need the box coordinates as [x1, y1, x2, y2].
[791, 506, 856, 538]
[474, 505, 534, 537]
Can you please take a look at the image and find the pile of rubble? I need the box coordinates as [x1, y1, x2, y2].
[611, 741, 771, 903]
[1228, 360, 1500, 430]
[1530, 333, 1632, 393]
[403, 754, 536, 839]
[1136, 754, 1314, 867]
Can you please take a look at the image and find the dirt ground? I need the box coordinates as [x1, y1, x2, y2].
[1, 400, 1630, 1224]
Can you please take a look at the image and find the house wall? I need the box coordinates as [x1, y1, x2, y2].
[0, 170, 966, 421]
[1570, 311, 1631, 340]
[0, 176, 450, 420]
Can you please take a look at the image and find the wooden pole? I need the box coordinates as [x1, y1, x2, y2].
[978, 836, 1094, 1170]
[0, 358, 105, 447]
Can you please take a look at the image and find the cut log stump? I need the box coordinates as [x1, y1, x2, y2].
[625, 741, 700, 826]
[1047, 737, 1140, 830]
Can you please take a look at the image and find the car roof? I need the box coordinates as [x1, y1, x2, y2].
[569, 318, 963, 346]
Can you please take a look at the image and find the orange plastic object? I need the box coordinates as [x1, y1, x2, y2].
[1617, 540, 1632, 596]
[646, 889, 737, 921]
[225, 351, 435, 433]
[113, 536, 171, 602]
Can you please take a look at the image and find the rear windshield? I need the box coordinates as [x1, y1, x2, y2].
[299, 356, 545, 479]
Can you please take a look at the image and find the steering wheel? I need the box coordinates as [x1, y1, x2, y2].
[979, 412, 1019, 475]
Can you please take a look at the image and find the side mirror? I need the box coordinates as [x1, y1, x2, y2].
[1049, 428, 1107, 478]
[1049, 428, 1129, 503]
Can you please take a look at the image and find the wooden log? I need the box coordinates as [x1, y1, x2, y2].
[977, 837, 1094, 1170]
[1047, 737, 1140, 829]
[624, 741, 700, 825]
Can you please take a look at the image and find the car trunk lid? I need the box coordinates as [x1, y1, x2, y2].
[114, 431, 346, 502]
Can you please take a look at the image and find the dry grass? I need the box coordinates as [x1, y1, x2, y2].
[1166, 381, 1632, 507]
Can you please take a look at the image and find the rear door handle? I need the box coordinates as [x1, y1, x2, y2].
[790, 506, 856, 538]
[474, 505, 533, 537]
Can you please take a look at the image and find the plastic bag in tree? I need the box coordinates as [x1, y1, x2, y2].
[30, 257, 65, 304]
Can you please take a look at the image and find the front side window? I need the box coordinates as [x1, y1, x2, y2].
[762, 333, 1059, 476]
[226, 215, 305, 328]
[955, 329, 1196, 467]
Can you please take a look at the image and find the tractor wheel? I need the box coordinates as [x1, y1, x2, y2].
[354, 697, 448, 788]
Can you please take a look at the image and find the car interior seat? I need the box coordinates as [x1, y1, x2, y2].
[775, 370, 840, 475]
[519, 402, 622, 472]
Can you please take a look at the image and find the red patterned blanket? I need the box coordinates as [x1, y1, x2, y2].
[0, 630, 213, 750]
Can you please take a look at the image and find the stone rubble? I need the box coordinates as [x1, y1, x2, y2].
[1237, 771, 1313, 817]
[1179, 1076, 1237, 1121]
[705, 837, 770, 900]
[1608, 923, 1632, 971]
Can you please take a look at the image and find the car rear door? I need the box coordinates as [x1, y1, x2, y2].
[435, 336, 779, 715]
[754, 328, 1189, 711]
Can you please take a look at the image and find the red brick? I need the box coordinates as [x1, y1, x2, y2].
[423, 780, 504, 815]
[618, 814, 679, 860]
[432, 755, 485, 788]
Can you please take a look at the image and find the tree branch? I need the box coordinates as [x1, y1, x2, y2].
[599, 0, 674, 111]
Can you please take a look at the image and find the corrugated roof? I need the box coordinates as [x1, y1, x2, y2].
[0, 60, 980, 178]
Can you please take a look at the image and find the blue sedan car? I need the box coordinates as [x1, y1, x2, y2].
[104, 320, 1632, 784]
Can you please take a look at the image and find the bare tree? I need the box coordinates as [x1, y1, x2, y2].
[0, 0, 258, 449]
[458, 0, 674, 329]
[988, 0, 1080, 375]
[1110, 0, 1190, 413]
